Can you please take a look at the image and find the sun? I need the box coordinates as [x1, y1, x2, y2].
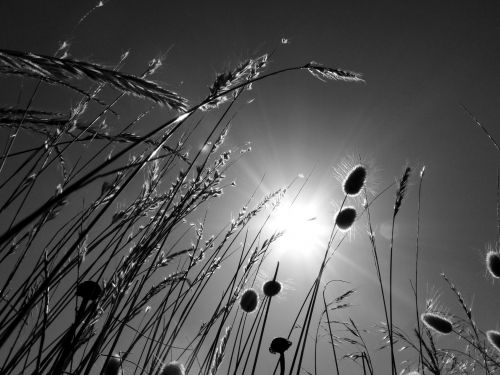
[268, 200, 330, 260]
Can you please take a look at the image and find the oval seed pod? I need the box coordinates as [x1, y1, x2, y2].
[159, 361, 185, 375]
[335, 207, 356, 231]
[240, 288, 259, 313]
[486, 251, 500, 278]
[102, 354, 122, 375]
[76, 280, 102, 301]
[421, 312, 453, 334]
[487, 330, 500, 353]
[263, 280, 282, 297]
[343, 164, 367, 196]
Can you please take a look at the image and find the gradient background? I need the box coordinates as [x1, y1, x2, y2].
[1, 1, 499, 374]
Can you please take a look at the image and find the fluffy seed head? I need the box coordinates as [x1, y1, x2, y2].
[263, 280, 282, 297]
[335, 207, 356, 231]
[240, 288, 259, 313]
[421, 312, 453, 334]
[486, 251, 500, 278]
[342, 164, 367, 196]
[102, 354, 122, 375]
[487, 330, 500, 352]
[159, 361, 185, 375]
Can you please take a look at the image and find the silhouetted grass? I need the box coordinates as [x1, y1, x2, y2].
[1, 14, 499, 375]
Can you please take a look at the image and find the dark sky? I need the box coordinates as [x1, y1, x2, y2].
[1, 0, 500, 373]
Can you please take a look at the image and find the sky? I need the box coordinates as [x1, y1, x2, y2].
[1, 0, 500, 374]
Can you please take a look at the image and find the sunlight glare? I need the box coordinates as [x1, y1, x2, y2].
[269, 201, 330, 260]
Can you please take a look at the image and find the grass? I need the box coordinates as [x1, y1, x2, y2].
[0, 19, 499, 375]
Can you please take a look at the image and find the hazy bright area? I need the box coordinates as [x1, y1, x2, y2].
[0, 1, 499, 374]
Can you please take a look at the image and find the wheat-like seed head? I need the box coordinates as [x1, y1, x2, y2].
[0, 49, 188, 110]
[305, 62, 364, 83]
[394, 167, 411, 216]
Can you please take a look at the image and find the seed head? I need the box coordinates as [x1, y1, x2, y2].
[102, 354, 122, 375]
[486, 251, 500, 278]
[269, 337, 292, 354]
[421, 312, 453, 334]
[342, 164, 367, 196]
[159, 361, 185, 375]
[240, 288, 259, 313]
[487, 330, 500, 352]
[335, 207, 356, 231]
[76, 280, 102, 301]
[263, 280, 282, 297]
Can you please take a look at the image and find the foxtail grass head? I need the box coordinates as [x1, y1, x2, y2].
[421, 312, 453, 334]
[159, 361, 185, 375]
[240, 288, 259, 313]
[342, 164, 367, 196]
[486, 250, 500, 278]
[102, 354, 122, 375]
[335, 207, 356, 231]
[487, 330, 500, 353]
[263, 280, 282, 297]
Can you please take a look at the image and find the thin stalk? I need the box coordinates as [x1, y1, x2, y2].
[414, 166, 425, 373]
[388, 210, 397, 375]
[322, 290, 340, 375]
[250, 262, 279, 375]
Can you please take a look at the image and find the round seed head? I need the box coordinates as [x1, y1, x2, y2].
[159, 361, 185, 375]
[269, 337, 292, 354]
[263, 280, 282, 297]
[421, 312, 453, 334]
[240, 288, 259, 313]
[76, 280, 102, 301]
[343, 164, 367, 196]
[335, 207, 356, 231]
[486, 251, 500, 278]
[102, 353, 122, 375]
[487, 330, 500, 353]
